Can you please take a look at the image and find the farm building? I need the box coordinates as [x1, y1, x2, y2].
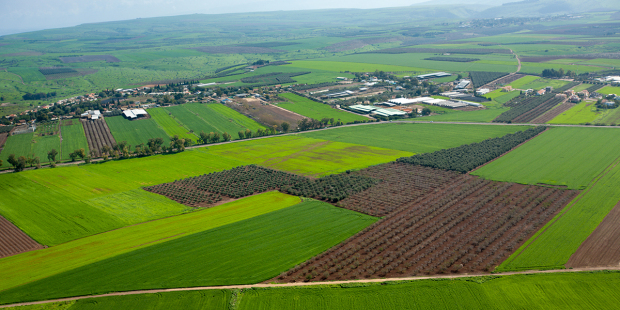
[502, 86, 513, 92]
[371, 108, 407, 117]
[122, 108, 148, 119]
[325, 90, 355, 98]
[440, 91, 467, 98]
[388, 97, 433, 105]
[536, 89, 546, 96]
[476, 88, 490, 95]
[417, 72, 451, 80]
[80, 110, 101, 120]
[455, 80, 470, 89]
[349, 105, 376, 113]
[422, 98, 468, 108]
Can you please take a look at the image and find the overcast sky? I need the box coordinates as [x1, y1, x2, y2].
[0, 0, 438, 36]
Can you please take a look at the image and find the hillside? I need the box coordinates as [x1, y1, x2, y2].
[480, 0, 620, 17]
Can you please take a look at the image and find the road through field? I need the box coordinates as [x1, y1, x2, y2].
[1, 267, 619, 308]
[2, 120, 620, 174]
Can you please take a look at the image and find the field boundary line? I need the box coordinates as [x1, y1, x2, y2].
[499, 153, 620, 269]
[1, 267, 620, 308]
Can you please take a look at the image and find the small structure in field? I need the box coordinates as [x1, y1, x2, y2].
[80, 110, 101, 120]
[122, 108, 148, 120]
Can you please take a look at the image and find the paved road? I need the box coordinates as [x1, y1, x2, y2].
[1, 120, 619, 174]
[1, 266, 619, 308]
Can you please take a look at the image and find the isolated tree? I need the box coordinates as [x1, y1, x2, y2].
[76, 148, 86, 160]
[7, 154, 17, 169]
[16, 156, 26, 172]
[184, 138, 193, 147]
[244, 129, 252, 139]
[222, 132, 232, 142]
[210, 132, 220, 143]
[281, 122, 290, 133]
[0, 159, 2, 167]
[199, 131, 209, 144]
[47, 149, 58, 163]
[422, 107, 432, 116]
[238, 131, 245, 140]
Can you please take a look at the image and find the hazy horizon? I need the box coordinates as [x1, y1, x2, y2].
[0, 0, 455, 36]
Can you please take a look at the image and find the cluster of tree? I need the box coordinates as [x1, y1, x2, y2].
[542, 68, 577, 79]
[252, 59, 269, 65]
[396, 127, 546, 173]
[6, 154, 40, 171]
[145, 164, 378, 204]
[199, 131, 231, 144]
[22, 92, 57, 100]
[469, 72, 508, 88]
[297, 118, 343, 131]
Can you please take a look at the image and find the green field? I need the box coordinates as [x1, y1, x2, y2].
[0, 201, 377, 304]
[301, 123, 530, 154]
[59, 121, 89, 160]
[508, 75, 540, 89]
[498, 156, 620, 271]
[204, 135, 412, 176]
[285, 60, 429, 73]
[237, 272, 620, 309]
[517, 78, 570, 90]
[147, 107, 196, 141]
[419, 107, 510, 123]
[69, 291, 230, 310]
[164, 103, 263, 137]
[472, 127, 620, 189]
[0, 133, 35, 164]
[547, 100, 600, 124]
[0, 173, 126, 245]
[598, 86, 620, 96]
[278, 93, 367, 123]
[105, 116, 171, 148]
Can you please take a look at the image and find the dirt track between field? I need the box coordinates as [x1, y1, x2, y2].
[1, 267, 619, 308]
[2, 120, 620, 174]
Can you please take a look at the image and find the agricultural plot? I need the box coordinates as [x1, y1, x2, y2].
[0, 173, 126, 246]
[277, 172, 577, 282]
[511, 97, 565, 123]
[547, 100, 599, 124]
[0, 131, 60, 164]
[59, 55, 120, 63]
[567, 201, 620, 268]
[469, 71, 508, 88]
[105, 116, 170, 149]
[228, 98, 304, 130]
[278, 93, 367, 123]
[498, 155, 620, 271]
[302, 123, 530, 154]
[598, 86, 620, 96]
[182, 103, 265, 134]
[285, 60, 428, 73]
[204, 136, 412, 177]
[0, 192, 301, 296]
[68, 291, 230, 310]
[0, 215, 43, 259]
[508, 75, 540, 89]
[419, 107, 510, 123]
[0, 201, 377, 304]
[145, 165, 377, 206]
[246, 272, 620, 309]
[530, 101, 576, 124]
[207, 103, 264, 131]
[81, 119, 116, 157]
[517, 78, 570, 91]
[59, 120, 89, 160]
[147, 107, 196, 141]
[472, 127, 620, 189]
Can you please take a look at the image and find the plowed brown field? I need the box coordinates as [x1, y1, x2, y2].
[275, 173, 578, 282]
[0, 215, 43, 258]
[566, 201, 620, 268]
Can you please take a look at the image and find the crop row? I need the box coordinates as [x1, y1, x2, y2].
[339, 163, 462, 217]
[512, 97, 565, 123]
[494, 93, 555, 123]
[82, 119, 116, 157]
[469, 71, 509, 88]
[396, 127, 546, 173]
[144, 165, 378, 206]
[276, 176, 579, 282]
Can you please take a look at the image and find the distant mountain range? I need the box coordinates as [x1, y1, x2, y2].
[413, 0, 619, 17]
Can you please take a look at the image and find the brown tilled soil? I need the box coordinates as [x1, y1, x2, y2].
[0, 215, 44, 259]
[530, 101, 576, 124]
[228, 99, 304, 130]
[273, 174, 579, 283]
[82, 118, 116, 157]
[566, 202, 620, 268]
[0, 132, 8, 148]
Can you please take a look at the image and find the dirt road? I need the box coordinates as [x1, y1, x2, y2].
[1, 266, 619, 308]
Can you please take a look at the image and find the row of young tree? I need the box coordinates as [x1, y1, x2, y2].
[396, 127, 547, 173]
[145, 164, 379, 205]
